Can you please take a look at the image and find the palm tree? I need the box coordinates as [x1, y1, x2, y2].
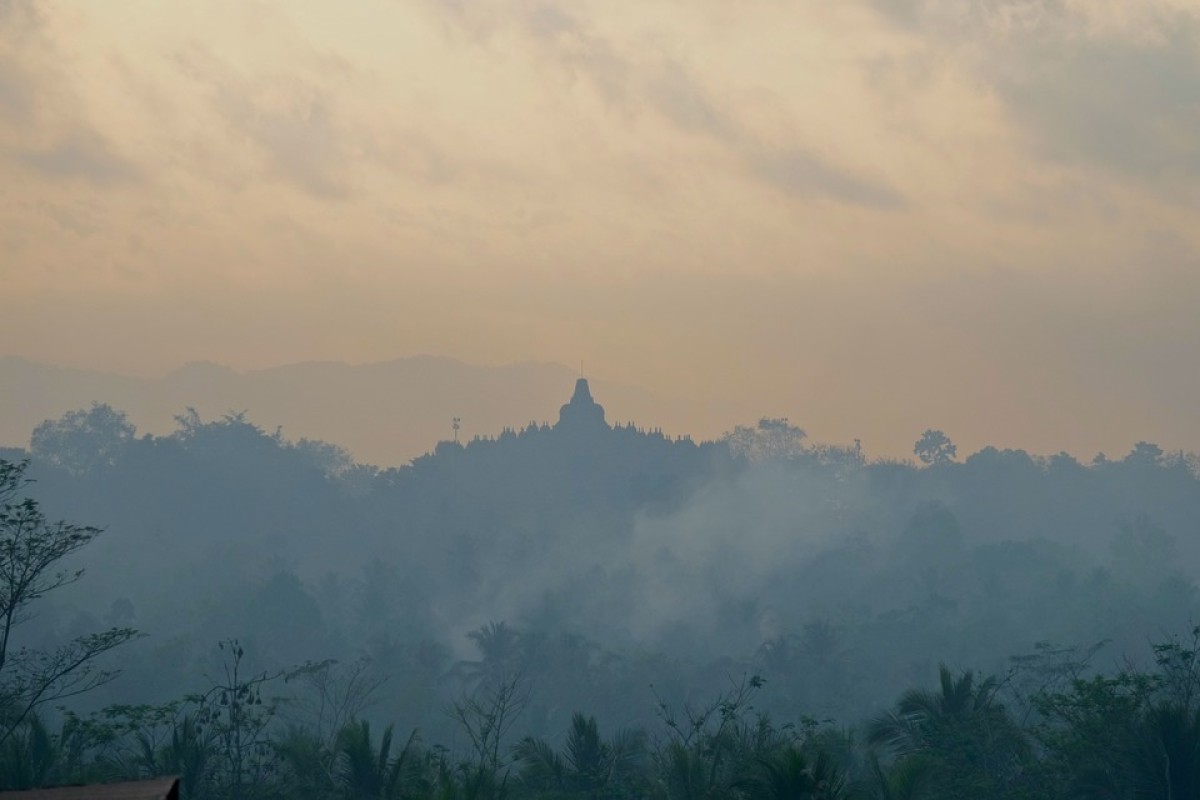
[655, 741, 709, 800]
[868, 665, 1028, 800]
[868, 666, 1003, 754]
[0, 713, 61, 790]
[1129, 703, 1200, 800]
[448, 763, 508, 800]
[153, 714, 212, 800]
[335, 720, 421, 800]
[745, 747, 848, 800]
[457, 623, 523, 689]
[274, 725, 335, 800]
[514, 713, 646, 796]
[868, 753, 931, 800]
[512, 736, 564, 791]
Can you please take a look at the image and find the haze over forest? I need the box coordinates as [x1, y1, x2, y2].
[4, 380, 1200, 798]
[5, 1, 1200, 798]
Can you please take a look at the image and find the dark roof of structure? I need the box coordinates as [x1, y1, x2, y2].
[0, 777, 179, 800]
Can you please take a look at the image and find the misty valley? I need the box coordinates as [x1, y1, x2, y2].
[3, 379, 1200, 799]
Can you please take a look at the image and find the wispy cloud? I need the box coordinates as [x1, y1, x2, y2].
[169, 44, 349, 199]
[17, 130, 140, 185]
[418, 0, 906, 209]
[749, 147, 905, 209]
[867, 0, 1200, 193]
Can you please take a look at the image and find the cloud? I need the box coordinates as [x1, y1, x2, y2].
[4, 0, 1199, 462]
[640, 59, 905, 209]
[518, 3, 632, 105]
[0, 0, 40, 29]
[0, 3, 139, 187]
[0, 1, 51, 127]
[0, 58, 33, 122]
[1000, 30, 1200, 183]
[17, 131, 140, 185]
[644, 61, 734, 140]
[415, 0, 906, 210]
[243, 96, 345, 198]
[748, 147, 905, 209]
[170, 44, 348, 199]
[867, 0, 1200, 190]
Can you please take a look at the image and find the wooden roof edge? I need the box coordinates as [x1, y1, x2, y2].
[0, 775, 180, 800]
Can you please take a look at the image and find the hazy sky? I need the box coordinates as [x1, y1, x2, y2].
[2, 0, 1199, 459]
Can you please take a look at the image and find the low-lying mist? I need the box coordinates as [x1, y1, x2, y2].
[12, 388, 1200, 745]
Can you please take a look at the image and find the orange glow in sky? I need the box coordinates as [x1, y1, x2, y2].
[3, 0, 1199, 458]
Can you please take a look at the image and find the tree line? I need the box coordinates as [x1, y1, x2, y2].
[5, 398, 1200, 798]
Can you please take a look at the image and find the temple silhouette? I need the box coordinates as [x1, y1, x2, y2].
[369, 379, 731, 548]
[556, 378, 608, 432]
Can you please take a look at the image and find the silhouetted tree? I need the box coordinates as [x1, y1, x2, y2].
[459, 623, 524, 690]
[335, 720, 420, 800]
[870, 666, 1028, 799]
[30, 404, 135, 477]
[743, 746, 848, 800]
[913, 430, 956, 467]
[723, 418, 808, 463]
[0, 460, 138, 747]
[514, 712, 646, 796]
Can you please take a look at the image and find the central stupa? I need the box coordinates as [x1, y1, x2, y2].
[556, 378, 608, 431]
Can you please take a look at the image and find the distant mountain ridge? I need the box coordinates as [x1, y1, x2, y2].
[0, 355, 666, 466]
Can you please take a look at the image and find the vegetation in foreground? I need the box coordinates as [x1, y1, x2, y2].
[6, 632, 1200, 800]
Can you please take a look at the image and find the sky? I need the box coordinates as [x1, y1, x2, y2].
[2, 0, 1199, 459]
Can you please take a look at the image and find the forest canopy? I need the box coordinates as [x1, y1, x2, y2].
[4, 389, 1200, 798]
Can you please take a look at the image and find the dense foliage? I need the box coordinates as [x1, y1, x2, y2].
[9, 635, 1200, 799]
[5, 390, 1200, 798]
